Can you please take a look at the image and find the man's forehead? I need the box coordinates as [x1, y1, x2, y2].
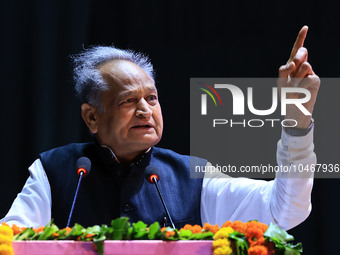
[117, 83, 157, 95]
[99, 59, 145, 77]
[99, 60, 154, 89]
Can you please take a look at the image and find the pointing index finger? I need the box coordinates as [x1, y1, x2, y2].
[288, 25, 308, 63]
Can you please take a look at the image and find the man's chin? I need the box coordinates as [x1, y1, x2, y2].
[134, 137, 161, 151]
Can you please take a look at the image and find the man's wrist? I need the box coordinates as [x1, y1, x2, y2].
[283, 119, 314, 136]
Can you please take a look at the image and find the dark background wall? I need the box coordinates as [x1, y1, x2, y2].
[1, 0, 339, 254]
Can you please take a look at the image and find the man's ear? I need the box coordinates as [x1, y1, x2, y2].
[81, 103, 99, 134]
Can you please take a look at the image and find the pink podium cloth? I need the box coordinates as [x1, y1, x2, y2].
[13, 240, 213, 255]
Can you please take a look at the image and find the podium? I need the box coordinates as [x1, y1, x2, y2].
[13, 240, 213, 255]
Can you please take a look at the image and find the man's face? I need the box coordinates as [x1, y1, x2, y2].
[87, 60, 163, 162]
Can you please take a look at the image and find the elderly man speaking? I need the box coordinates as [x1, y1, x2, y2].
[1, 26, 319, 230]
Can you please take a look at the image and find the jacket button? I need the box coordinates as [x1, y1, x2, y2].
[123, 204, 130, 212]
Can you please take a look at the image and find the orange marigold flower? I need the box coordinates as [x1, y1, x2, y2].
[52, 232, 60, 238]
[221, 221, 232, 228]
[258, 223, 268, 233]
[161, 227, 175, 238]
[11, 225, 24, 235]
[231, 221, 247, 234]
[180, 224, 203, 234]
[203, 223, 219, 234]
[165, 231, 175, 238]
[85, 233, 95, 240]
[33, 226, 45, 233]
[248, 245, 268, 255]
[245, 227, 265, 247]
[62, 227, 72, 234]
[191, 225, 203, 234]
[53, 227, 72, 238]
[246, 221, 268, 233]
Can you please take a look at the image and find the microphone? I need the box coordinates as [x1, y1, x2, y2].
[66, 156, 92, 227]
[145, 166, 176, 229]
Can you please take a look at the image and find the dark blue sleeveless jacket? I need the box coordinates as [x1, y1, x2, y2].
[39, 143, 206, 228]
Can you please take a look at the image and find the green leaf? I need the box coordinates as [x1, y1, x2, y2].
[191, 232, 214, 240]
[54, 228, 67, 240]
[100, 224, 113, 240]
[37, 222, 59, 240]
[178, 229, 192, 240]
[264, 223, 294, 243]
[91, 224, 110, 255]
[264, 223, 302, 255]
[132, 221, 147, 231]
[13, 228, 35, 240]
[93, 239, 105, 255]
[111, 217, 130, 240]
[228, 232, 249, 255]
[283, 243, 303, 255]
[59, 223, 85, 240]
[125, 225, 133, 240]
[30, 232, 42, 240]
[148, 222, 161, 240]
[132, 221, 148, 239]
[86, 225, 101, 235]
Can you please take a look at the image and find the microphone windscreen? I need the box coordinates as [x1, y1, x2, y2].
[145, 166, 160, 183]
[76, 156, 92, 177]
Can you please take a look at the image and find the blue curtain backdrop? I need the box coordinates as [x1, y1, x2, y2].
[1, 1, 339, 254]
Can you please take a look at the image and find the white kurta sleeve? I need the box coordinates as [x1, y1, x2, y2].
[201, 127, 315, 230]
[0, 159, 52, 228]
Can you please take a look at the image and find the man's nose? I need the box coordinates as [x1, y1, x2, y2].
[136, 98, 152, 118]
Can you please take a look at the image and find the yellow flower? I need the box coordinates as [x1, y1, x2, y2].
[0, 225, 14, 255]
[0, 235, 12, 246]
[0, 226, 13, 238]
[0, 244, 14, 255]
[213, 228, 233, 255]
[213, 245, 232, 255]
[212, 238, 230, 249]
[214, 227, 234, 240]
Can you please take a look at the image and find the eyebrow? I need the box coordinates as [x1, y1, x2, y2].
[119, 86, 157, 97]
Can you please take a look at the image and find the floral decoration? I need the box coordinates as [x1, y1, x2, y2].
[2, 218, 302, 255]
